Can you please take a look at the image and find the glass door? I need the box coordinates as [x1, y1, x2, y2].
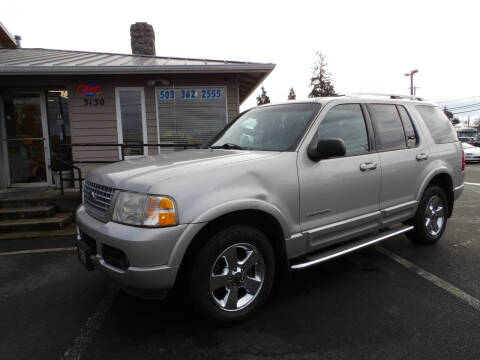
[2, 94, 51, 186]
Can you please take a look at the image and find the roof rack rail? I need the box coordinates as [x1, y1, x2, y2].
[349, 92, 424, 101]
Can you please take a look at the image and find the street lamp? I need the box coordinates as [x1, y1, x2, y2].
[404, 69, 419, 96]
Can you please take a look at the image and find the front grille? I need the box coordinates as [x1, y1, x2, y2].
[84, 180, 115, 216]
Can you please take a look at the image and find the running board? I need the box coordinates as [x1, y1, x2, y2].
[290, 225, 414, 270]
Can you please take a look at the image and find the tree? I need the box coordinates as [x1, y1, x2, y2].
[256, 86, 270, 105]
[308, 51, 336, 98]
[443, 106, 453, 120]
[287, 87, 296, 100]
[443, 106, 460, 125]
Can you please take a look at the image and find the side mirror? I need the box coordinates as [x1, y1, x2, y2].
[307, 138, 346, 161]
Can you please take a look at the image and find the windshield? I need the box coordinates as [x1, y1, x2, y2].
[206, 103, 320, 151]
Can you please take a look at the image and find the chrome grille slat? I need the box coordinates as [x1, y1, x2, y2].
[84, 185, 113, 197]
[84, 192, 111, 205]
[83, 180, 115, 216]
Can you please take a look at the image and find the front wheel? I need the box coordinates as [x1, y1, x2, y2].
[187, 225, 275, 325]
[407, 185, 448, 245]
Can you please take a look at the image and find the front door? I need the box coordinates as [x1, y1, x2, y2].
[298, 103, 381, 251]
[1, 93, 51, 187]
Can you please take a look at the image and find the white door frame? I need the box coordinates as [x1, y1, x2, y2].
[0, 92, 52, 188]
[115, 87, 148, 159]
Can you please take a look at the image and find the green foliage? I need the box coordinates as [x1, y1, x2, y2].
[443, 106, 453, 120]
[308, 51, 336, 98]
[256, 86, 271, 105]
[287, 87, 296, 100]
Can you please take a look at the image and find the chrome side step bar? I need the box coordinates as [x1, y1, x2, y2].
[290, 225, 414, 270]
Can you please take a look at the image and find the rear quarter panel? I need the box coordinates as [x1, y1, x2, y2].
[407, 104, 464, 199]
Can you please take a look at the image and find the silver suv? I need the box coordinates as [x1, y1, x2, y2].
[76, 94, 465, 324]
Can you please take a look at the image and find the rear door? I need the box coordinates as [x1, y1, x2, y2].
[297, 103, 382, 251]
[367, 103, 429, 226]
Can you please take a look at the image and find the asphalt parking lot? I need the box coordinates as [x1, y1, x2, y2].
[1, 165, 480, 360]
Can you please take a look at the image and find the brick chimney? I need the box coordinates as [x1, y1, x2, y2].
[130, 22, 156, 56]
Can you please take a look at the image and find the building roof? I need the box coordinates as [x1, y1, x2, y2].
[0, 22, 17, 49]
[0, 48, 275, 103]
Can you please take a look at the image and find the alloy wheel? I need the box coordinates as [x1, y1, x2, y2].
[209, 243, 265, 311]
[424, 195, 445, 236]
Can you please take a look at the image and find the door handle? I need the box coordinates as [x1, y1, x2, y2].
[360, 161, 378, 171]
[416, 153, 429, 161]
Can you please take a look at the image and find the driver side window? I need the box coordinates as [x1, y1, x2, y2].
[317, 104, 369, 156]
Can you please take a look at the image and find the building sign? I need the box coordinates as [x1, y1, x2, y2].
[77, 83, 105, 106]
[77, 83, 102, 96]
[157, 88, 224, 101]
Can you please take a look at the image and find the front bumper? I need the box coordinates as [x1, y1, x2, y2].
[76, 205, 186, 291]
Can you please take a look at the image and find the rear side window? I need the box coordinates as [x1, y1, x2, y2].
[368, 104, 406, 150]
[416, 105, 457, 144]
[397, 105, 418, 148]
[317, 104, 369, 155]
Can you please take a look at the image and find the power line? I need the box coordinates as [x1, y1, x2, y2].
[447, 102, 480, 110]
[435, 96, 480, 103]
[451, 107, 480, 114]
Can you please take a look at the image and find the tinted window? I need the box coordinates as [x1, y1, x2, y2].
[317, 104, 369, 155]
[368, 104, 406, 150]
[416, 105, 458, 144]
[397, 105, 418, 148]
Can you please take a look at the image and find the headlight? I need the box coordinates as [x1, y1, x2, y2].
[112, 191, 177, 227]
[113, 192, 145, 225]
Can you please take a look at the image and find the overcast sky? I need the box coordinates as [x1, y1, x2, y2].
[2, 0, 480, 113]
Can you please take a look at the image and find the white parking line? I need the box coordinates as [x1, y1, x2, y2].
[62, 285, 118, 360]
[0, 247, 76, 256]
[377, 246, 480, 312]
[465, 182, 480, 187]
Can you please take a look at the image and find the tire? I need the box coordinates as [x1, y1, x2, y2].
[407, 185, 448, 245]
[187, 224, 275, 325]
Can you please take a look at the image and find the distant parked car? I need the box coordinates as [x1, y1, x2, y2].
[462, 143, 480, 162]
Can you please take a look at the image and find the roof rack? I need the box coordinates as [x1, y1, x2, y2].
[349, 92, 424, 101]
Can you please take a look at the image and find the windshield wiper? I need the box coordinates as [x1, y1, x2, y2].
[210, 143, 246, 150]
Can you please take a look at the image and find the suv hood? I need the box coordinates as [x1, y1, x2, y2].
[86, 149, 280, 193]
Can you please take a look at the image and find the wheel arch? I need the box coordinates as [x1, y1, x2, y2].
[173, 209, 291, 289]
[417, 170, 454, 217]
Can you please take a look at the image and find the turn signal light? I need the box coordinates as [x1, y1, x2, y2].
[143, 196, 177, 227]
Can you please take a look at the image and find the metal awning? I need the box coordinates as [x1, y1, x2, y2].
[0, 48, 275, 103]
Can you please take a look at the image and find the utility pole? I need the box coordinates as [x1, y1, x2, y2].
[404, 69, 419, 96]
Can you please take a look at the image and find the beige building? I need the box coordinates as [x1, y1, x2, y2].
[0, 22, 274, 189]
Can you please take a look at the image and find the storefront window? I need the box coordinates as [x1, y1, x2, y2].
[46, 90, 72, 170]
[156, 86, 227, 151]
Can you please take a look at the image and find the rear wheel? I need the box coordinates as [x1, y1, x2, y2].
[187, 225, 275, 325]
[407, 185, 448, 245]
